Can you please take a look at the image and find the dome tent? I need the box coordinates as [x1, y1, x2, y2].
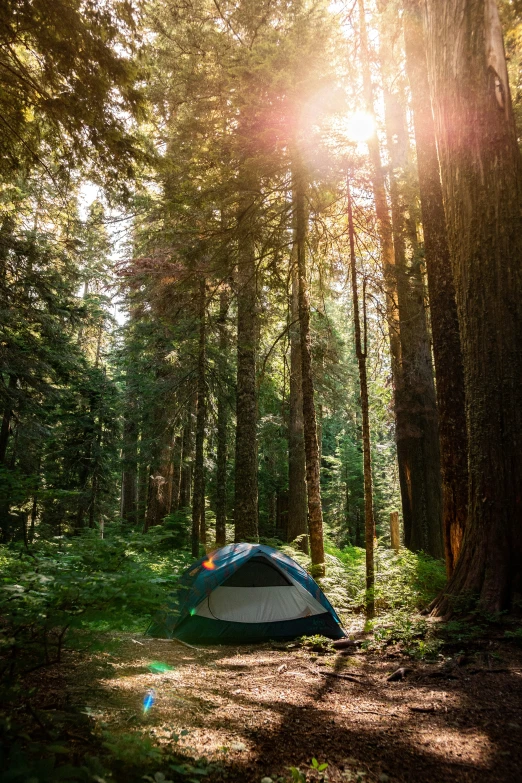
[147, 543, 345, 643]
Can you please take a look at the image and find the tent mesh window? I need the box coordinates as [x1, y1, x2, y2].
[220, 556, 292, 587]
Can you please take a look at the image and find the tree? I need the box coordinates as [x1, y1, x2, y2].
[287, 246, 308, 551]
[215, 288, 230, 548]
[383, 88, 443, 559]
[293, 150, 325, 576]
[191, 278, 207, 556]
[0, 0, 143, 185]
[347, 175, 375, 617]
[425, 0, 522, 612]
[358, 0, 443, 558]
[403, 0, 468, 574]
[233, 183, 259, 543]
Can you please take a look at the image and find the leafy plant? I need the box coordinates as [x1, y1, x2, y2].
[310, 757, 329, 773]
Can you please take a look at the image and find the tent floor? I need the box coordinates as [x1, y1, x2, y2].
[151, 612, 345, 644]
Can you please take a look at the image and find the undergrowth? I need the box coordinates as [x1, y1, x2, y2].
[283, 540, 446, 621]
[1, 531, 448, 781]
[0, 528, 192, 783]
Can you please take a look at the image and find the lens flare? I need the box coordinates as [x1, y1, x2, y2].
[143, 688, 155, 714]
[148, 661, 172, 674]
[344, 111, 375, 143]
[202, 558, 216, 570]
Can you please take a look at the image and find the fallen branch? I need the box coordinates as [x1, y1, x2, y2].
[312, 668, 372, 684]
[150, 636, 202, 651]
[171, 637, 203, 651]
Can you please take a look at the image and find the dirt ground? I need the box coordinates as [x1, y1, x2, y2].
[45, 629, 522, 783]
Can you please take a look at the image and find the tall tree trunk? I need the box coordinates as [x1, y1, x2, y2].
[234, 192, 259, 542]
[293, 151, 325, 576]
[403, 0, 469, 575]
[287, 247, 308, 551]
[347, 176, 375, 618]
[384, 90, 444, 559]
[425, 0, 522, 612]
[179, 397, 195, 509]
[215, 289, 229, 548]
[192, 279, 206, 557]
[170, 434, 182, 514]
[357, 0, 408, 537]
[121, 386, 138, 525]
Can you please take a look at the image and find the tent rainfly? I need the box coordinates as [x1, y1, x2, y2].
[147, 543, 345, 643]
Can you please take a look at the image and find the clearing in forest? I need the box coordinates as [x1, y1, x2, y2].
[43, 631, 522, 783]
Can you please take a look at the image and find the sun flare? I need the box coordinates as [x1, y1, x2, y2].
[344, 110, 375, 143]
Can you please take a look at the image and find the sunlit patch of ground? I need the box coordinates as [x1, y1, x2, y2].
[68, 634, 522, 783]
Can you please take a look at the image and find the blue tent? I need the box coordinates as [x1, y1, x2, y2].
[147, 543, 345, 643]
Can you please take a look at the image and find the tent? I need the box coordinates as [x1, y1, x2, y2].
[147, 543, 345, 643]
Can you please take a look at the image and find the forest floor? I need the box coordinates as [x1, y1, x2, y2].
[30, 627, 522, 783]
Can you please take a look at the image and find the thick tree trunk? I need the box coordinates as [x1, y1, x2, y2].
[425, 0, 522, 612]
[384, 91, 443, 559]
[287, 248, 308, 551]
[215, 289, 229, 547]
[121, 387, 138, 525]
[293, 152, 325, 576]
[403, 0, 469, 574]
[347, 176, 375, 617]
[234, 192, 259, 543]
[192, 279, 206, 557]
[145, 412, 173, 532]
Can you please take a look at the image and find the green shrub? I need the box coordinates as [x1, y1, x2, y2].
[0, 531, 191, 683]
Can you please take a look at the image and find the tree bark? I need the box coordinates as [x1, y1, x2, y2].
[234, 191, 259, 543]
[403, 0, 469, 574]
[215, 289, 229, 547]
[145, 406, 173, 532]
[293, 151, 325, 576]
[425, 0, 522, 612]
[384, 90, 444, 559]
[347, 176, 375, 617]
[287, 247, 309, 551]
[192, 279, 207, 557]
[390, 511, 400, 552]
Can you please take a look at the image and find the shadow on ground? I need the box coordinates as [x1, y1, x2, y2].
[64, 633, 522, 783]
